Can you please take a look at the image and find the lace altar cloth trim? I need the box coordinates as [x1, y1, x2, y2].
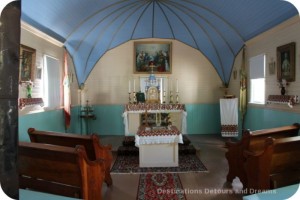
[267, 95, 299, 104]
[221, 125, 238, 137]
[19, 98, 44, 109]
[137, 126, 180, 137]
[135, 126, 183, 146]
[125, 103, 185, 112]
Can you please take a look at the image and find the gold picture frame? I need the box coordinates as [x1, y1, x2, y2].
[134, 41, 172, 74]
[277, 42, 295, 82]
[19, 44, 36, 82]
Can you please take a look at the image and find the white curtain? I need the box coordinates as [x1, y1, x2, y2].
[44, 55, 60, 109]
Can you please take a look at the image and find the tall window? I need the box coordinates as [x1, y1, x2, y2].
[249, 54, 266, 104]
[43, 55, 61, 109]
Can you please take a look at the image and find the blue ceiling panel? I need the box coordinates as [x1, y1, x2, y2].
[21, 0, 298, 85]
[131, 3, 154, 39]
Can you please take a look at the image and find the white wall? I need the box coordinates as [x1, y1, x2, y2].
[20, 24, 65, 115]
[80, 39, 224, 106]
[228, 16, 300, 113]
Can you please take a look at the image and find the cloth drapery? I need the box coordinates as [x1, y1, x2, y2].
[63, 51, 71, 129]
[220, 98, 238, 137]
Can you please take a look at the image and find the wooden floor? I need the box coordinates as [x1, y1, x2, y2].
[100, 134, 243, 200]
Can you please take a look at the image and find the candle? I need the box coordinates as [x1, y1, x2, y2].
[128, 80, 131, 93]
[170, 78, 172, 91]
[133, 79, 136, 92]
[176, 79, 179, 92]
[138, 76, 141, 91]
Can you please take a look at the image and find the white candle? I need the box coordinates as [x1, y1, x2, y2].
[176, 79, 179, 92]
[128, 80, 131, 93]
[170, 78, 172, 91]
[133, 79, 136, 92]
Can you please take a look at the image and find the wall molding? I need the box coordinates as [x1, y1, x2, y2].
[21, 21, 64, 47]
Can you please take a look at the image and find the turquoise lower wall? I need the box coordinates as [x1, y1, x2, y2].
[19, 109, 66, 142]
[72, 104, 221, 135]
[19, 104, 300, 141]
[186, 104, 221, 134]
[19, 104, 222, 139]
[245, 106, 300, 130]
[68, 105, 124, 135]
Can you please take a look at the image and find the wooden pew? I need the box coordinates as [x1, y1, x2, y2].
[19, 142, 105, 200]
[244, 136, 300, 190]
[225, 123, 300, 187]
[27, 128, 113, 186]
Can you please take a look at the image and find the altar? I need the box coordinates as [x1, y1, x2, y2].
[123, 103, 187, 135]
[135, 125, 183, 167]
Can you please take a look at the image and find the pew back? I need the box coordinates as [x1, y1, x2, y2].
[248, 124, 300, 152]
[19, 142, 104, 200]
[225, 123, 300, 187]
[244, 136, 300, 190]
[28, 128, 98, 160]
[27, 128, 113, 186]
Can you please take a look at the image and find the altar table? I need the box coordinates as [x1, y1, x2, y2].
[135, 125, 183, 167]
[123, 103, 187, 135]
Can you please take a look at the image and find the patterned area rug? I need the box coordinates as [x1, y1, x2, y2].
[137, 173, 187, 200]
[110, 154, 208, 173]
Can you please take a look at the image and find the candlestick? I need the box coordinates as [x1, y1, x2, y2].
[176, 92, 179, 104]
[128, 92, 131, 104]
[169, 91, 173, 104]
[163, 90, 166, 104]
[128, 80, 131, 93]
[133, 91, 137, 104]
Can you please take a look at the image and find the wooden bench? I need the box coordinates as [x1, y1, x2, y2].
[244, 136, 300, 190]
[19, 142, 105, 199]
[225, 123, 300, 187]
[27, 128, 113, 186]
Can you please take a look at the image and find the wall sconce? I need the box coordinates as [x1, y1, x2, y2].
[233, 68, 237, 80]
[268, 59, 276, 75]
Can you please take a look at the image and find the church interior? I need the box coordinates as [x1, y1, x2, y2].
[1, 1, 300, 199]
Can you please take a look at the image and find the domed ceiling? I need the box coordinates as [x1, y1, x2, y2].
[21, 0, 298, 85]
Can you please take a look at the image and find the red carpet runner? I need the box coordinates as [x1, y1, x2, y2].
[136, 173, 187, 200]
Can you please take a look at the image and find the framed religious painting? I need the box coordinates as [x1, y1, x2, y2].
[19, 44, 36, 82]
[134, 41, 172, 74]
[277, 42, 295, 82]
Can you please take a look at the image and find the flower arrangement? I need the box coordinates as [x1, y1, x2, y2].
[278, 79, 289, 88]
[278, 79, 289, 95]
[19, 80, 34, 98]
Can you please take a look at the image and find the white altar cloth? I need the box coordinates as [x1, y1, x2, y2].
[135, 125, 183, 167]
[220, 98, 238, 137]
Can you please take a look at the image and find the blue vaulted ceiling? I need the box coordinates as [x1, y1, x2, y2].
[21, 0, 298, 85]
